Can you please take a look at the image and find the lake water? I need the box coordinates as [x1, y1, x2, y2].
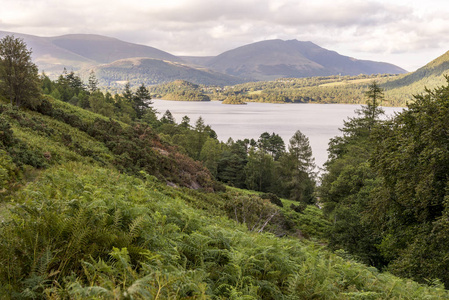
[151, 100, 402, 171]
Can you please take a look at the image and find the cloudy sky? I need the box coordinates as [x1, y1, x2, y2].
[2, 0, 449, 71]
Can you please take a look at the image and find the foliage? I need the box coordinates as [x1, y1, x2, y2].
[222, 96, 246, 105]
[0, 35, 41, 108]
[368, 78, 449, 285]
[1, 163, 447, 299]
[320, 82, 387, 268]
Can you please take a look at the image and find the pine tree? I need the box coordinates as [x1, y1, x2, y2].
[87, 70, 99, 93]
[133, 84, 152, 119]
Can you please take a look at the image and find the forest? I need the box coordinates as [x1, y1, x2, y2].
[1, 35, 449, 299]
[146, 74, 417, 106]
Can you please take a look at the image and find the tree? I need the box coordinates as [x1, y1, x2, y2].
[216, 140, 247, 187]
[319, 82, 388, 268]
[257, 132, 285, 160]
[180, 116, 191, 129]
[133, 84, 153, 119]
[123, 82, 133, 102]
[160, 110, 175, 124]
[284, 130, 316, 203]
[244, 148, 275, 192]
[87, 70, 99, 93]
[368, 78, 449, 285]
[0, 35, 40, 108]
[199, 138, 222, 177]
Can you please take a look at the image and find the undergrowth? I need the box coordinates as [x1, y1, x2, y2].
[0, 163, 447, 299]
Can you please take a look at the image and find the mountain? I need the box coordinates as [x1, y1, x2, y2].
[0, 31, 182, 74]
[91, 57, 244, 87]
[0, 31, 406, 86]
[183, 39, 407, 81]
[0, 31, 242, 86]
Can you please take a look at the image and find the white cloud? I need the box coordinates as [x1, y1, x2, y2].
[1, 0, 449, 70]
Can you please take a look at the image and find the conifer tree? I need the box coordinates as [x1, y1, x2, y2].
[133, 84, 152, 119]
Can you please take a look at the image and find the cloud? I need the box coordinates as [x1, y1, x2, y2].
[2, 0, 449, 70]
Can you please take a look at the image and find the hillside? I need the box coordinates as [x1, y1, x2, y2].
[0, 31, 243, 86]
[1, 31, 408, 89]
[1, 91, 448, 298]
[91, 58, 244, 87]
[49, 34, 183, 64]
[148, 80, 211, 101]
[185, 39, 407, 81]
[0, 31, 182, 76]
[382, 50, 449, 101]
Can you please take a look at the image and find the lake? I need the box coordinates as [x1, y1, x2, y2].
[151, 100, 402, 171]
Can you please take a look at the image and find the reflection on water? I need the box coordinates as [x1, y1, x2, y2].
[151, 100, 402, 171]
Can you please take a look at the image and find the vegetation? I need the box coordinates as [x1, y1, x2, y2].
[0, 35, 40, 108]
[91, 58, 243, 88]
[2, 163, 447, 299]
[320, 79, 449, 287]
[222, 96, 246, 105]
[149, 80, 210, 101]
[146, 74, 410, 106]
[1, 38, 449, 298]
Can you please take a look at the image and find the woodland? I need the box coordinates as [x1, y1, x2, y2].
[1, 35, 449, 299]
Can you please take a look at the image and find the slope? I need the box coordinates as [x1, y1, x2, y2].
[0, 97, 448, 298]
[0, 30, 96, 74]
[49, 33, 184, 64]
[91, 57, 245, 87]
[196, 39, 406, 81]
[383, 50, 449, 102]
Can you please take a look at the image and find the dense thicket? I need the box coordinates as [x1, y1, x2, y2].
[321, 79, 449, 287]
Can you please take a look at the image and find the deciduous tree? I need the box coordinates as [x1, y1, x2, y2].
[0, 35, 40, 108]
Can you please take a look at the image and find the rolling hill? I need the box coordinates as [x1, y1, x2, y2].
[382, 50, 449, 101]
[0, 31, 183, 74]
[90, 57, 244, 87]
[183, 39, 407, 81]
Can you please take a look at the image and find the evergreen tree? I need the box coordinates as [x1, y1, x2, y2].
[285, 130, 316, 203]
[0, 35, 41, 108]
[180, 116, 191, 129]
[87, 70, 99, 93]
[160, 110, 175, 124]
[369, 78, 449, 285]
[123, 82, 133, 102]
[319, 82, 387, 267]
[133, 84, 152, 119]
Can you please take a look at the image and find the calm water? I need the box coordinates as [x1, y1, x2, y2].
[151, 100, 402, 171]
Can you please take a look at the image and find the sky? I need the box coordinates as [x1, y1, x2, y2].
[2, 0, 449, 72]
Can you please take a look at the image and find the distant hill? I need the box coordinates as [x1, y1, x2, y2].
[0, 31, 406, 86]
[91, 58, 244, 87]
[0, 31, 182, 75]
[183, 39, 407, 81]
[382, 50, 449, 101]
[48, 34, 184, 64]
[0, 31, 242, 86]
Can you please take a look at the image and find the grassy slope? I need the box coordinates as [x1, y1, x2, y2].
[382, 51, 449, 103]
[0, 98, 448, 298]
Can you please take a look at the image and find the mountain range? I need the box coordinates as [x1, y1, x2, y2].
[0, 31, 407, 86]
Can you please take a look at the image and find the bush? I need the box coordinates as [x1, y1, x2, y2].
[261, 192, 283, 207]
